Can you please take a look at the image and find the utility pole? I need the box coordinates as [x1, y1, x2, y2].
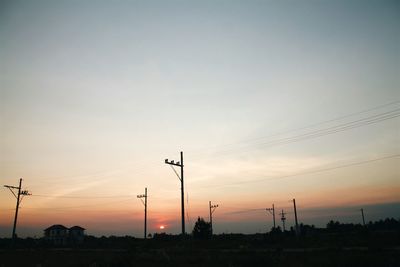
[293, 198, 299, 236]
[4, 178, 31, 244]
[266, 204, 276, 229]
[209, 201, 218, 235]
[165, 151, 185, 235]
[360, 208, 366, 226]
[280, 209, 286, 231]
[137, 187, 148, 239]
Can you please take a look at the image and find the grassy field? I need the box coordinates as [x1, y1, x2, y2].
[1, 228, 399, 267]
[1, 246, 400, 267]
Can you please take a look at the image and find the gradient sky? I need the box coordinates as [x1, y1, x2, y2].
[1, 0, 399, 237]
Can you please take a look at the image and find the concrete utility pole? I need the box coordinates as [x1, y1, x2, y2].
[137, 187, 148, 239]
[293, 198, 299, 236]
[280, 209, 286, 231]
[360, 208, 366, 226]
[209, 201, 219, 235]
[266, 204, 276, 229]
[4, 178, 31, 244]
[165, 151, 185, 235]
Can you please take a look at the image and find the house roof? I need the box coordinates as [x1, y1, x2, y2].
[70, 226, 85, 230]
[44, 224, 68, 231]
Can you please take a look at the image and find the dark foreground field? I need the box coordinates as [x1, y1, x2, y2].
[1, 225, 400, 267]
[1, 246, 400, 267]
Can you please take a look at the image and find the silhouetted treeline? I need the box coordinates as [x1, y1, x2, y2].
[0, 217, 399, 249]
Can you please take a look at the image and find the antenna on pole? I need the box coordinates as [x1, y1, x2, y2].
[279, 209, 286, 231]
[137, 187, 148, 239]
[209, 201, 219, 236]
[4, 178, 31, 246]
[165, 151, 185, 236]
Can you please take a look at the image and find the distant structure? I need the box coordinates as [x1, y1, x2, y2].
[69, 226, 85, 244]
[280, 210, 286, 231]
[44, 224, 85, 245]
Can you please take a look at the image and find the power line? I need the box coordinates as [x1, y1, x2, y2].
[191, 108, 400, 160]
[202, 154, 400, 188]
[30, 194, 134, 199]
[17, 197, 136, 211]
[189, 101, 400, 160]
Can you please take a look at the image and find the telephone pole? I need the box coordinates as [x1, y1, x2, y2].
[280, 209, 286, 231]
[293, 198, 299, 236]
[137, 187, 148, 239]
[4, 178, 31, 244]
[209, 201, 218, 235]
[165, 151, 185, 235]
[266, 204, 276, 229]
[360, 208, 366, 226]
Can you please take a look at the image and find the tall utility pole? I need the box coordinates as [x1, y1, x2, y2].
[360, 208, 366, 226]
[4, 178, 31, 244]
[266, 204, 276, 229]
[165, 151, 185, 235]
[137, 187, 148, 239]
[209, 201, 219, 235]
[280, 209, 286, 231]
[293, 198, 299, 236]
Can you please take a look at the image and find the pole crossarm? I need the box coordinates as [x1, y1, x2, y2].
[165, 159, 183, 167]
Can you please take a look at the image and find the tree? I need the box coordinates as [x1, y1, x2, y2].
[192, 217, 212, 239]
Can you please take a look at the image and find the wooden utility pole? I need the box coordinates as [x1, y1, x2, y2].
[293, 198, 299, 236]
[266, 204, 276, 229]
[361, 208, 366, 226]
[209, 201, 218, 235]
[4, 178, 31, 244]
[137, 187, 148, 239]
[165, 151, 185, 235]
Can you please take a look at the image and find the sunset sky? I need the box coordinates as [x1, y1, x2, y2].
[1, 0, 399, 238]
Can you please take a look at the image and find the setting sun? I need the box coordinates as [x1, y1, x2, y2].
[159, 225, 165, 230]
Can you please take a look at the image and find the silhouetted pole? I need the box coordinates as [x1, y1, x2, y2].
[4, 178, 31, 244]
[209, 201, 219, 235]
[137, 187, 148, 239]
[293, 198, 299, 236]
[266, 204, 276, 228]
[280, 209, 286, 231]
[165, 151, 185, 235]
[145, 187, 147, 238]
[361, 208, 366, 226]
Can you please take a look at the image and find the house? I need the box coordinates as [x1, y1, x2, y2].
[44, 224, 86, 245]
[44, 224, 69, 245]
[69, 226, 85, 244]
